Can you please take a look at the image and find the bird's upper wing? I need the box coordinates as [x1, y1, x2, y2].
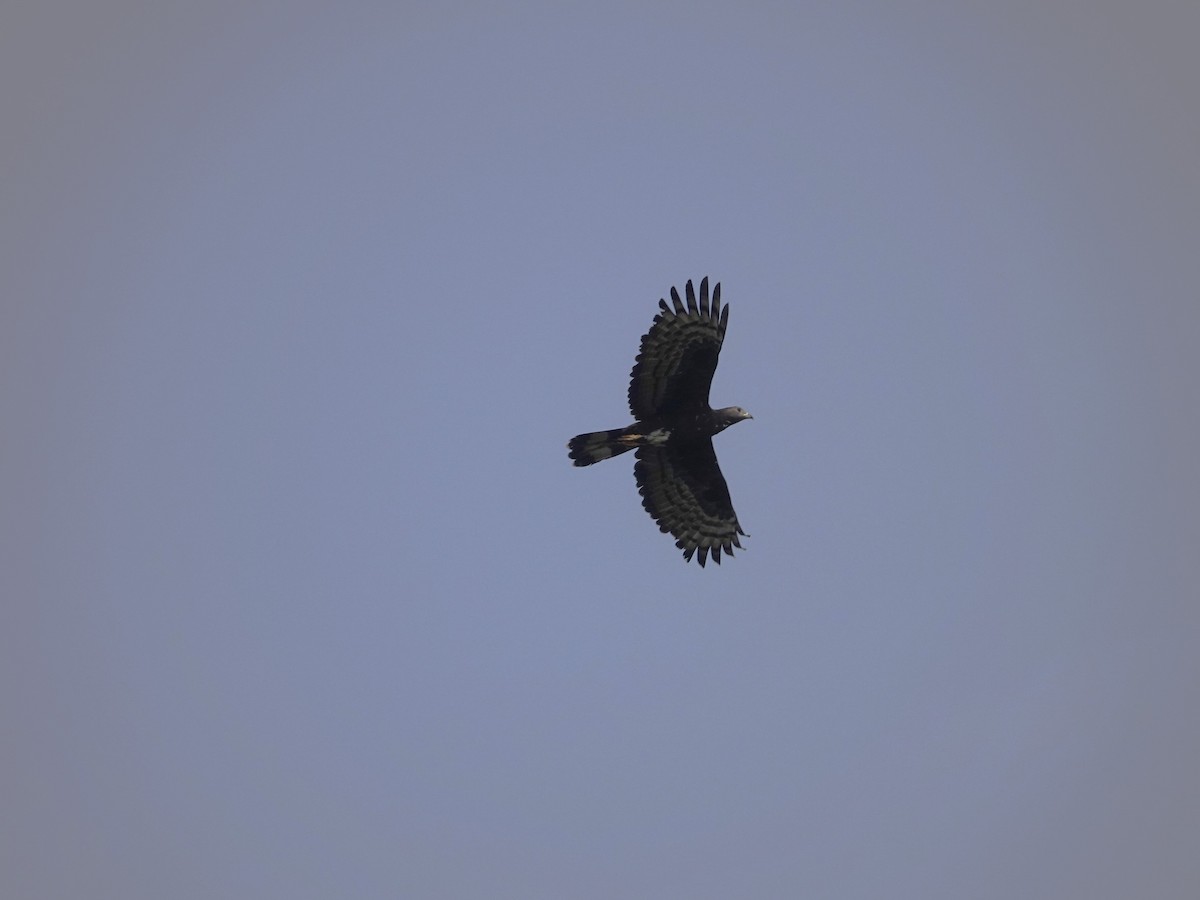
[628, 278, 728, 420]
[634, 440, 746, 567]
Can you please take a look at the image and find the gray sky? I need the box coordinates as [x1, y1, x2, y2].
[4, 2, 1198, 898]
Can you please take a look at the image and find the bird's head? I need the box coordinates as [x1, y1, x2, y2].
[716, 406, 753, 431]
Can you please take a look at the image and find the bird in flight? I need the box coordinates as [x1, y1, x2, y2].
[567, 277, 752, 566]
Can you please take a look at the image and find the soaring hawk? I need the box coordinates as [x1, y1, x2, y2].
[567, 278, 751, 566]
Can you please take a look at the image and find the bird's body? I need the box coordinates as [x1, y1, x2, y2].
[567, 278, 751, 566]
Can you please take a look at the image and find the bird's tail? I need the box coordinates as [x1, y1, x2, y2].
[567, 427, 638, 467]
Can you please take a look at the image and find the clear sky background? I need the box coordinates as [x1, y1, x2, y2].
[4, 2, 1198, 898]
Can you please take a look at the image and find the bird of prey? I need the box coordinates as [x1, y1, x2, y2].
[567, 277, 751, 566]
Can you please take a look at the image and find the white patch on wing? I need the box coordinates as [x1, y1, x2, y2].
[645, 428, 671, 445]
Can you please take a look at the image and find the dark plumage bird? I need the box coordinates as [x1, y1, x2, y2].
[567, 277, 752, 566]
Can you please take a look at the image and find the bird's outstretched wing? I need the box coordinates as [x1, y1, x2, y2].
[634, 440, 746, 567]
[628, 277, 729, 420]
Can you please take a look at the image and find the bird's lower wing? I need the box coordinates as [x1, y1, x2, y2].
[634, 441, 746, 567]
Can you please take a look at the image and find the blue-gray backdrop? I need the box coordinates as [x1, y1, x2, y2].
[4, 3, 1197, 898]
